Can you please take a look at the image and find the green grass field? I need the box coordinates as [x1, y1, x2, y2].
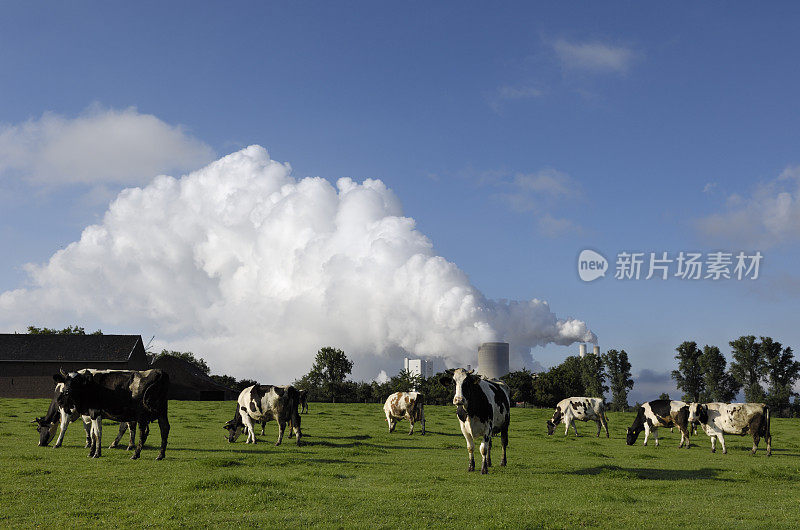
[1, 398, 799, 528]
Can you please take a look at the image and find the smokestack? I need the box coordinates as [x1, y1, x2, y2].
[579, 343, 587, 358]
[593, 345, 600, 356]
[477, 342, 510, 379]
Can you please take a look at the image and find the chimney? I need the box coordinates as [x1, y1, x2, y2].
[579, 344, 587, 358]
[593, 345, 600, 356]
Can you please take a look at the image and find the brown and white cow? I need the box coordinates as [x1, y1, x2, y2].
[224, 384, 302, 446]
[626, 399, 691, 448]
[547, 397, 609, 437]
[383, 391, 425, 435]
[440, 369, 510, 474]
[687, 402, 771, 456]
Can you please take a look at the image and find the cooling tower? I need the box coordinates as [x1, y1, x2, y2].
[579, 343, 587, 358]
[593, 345, 600, 356]
[477, 342, 510, 379]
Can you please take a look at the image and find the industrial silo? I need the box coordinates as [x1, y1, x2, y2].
[477, 342, 510, 379]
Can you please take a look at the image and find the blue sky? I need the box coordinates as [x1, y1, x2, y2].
[2, 2, 799, 399]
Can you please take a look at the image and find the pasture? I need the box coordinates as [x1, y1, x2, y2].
[1, 398, 799, 528]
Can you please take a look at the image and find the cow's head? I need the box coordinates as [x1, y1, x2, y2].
[32, 417, 58, 446]
[53, 369, 91, 410]
[439, 368, 475, 416]
[625, 427, 638, 445]
[687, 403, 708, 425]
[223, 418, 244, 443]
[546, 407, 562, 435]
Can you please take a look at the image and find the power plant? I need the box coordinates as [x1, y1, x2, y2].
[578, 343, 600, 358]
[477, 342, 510, 379]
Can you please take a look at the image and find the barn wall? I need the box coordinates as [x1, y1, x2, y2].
[0, 361, 132, 398]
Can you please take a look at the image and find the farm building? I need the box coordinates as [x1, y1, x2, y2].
[0, 334, 235, 400]
[150, 354, 235, 401]
[0, 334, 149, 398]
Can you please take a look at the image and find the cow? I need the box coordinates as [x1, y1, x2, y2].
[224, 384, 302, 446]
[687, 402, 771, 456]
[33, 380, 134, 450]
[626, 399, 691, 448]
[257, 388, 308, 436]
[439, 369, 510, 474]
[54, 368, 170, 460]
[546, 397, 609, 437]
[383, 391, 426, 435]
[299, 389, 309, 414]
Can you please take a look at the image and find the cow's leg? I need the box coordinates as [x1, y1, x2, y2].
[460, 422, 475, 472]
[53, 410, 71, 448]
[500, 428, 508, 466]
[126, 422, 136, 450]
[110, 422, 128, 449]
[408, 414, 415, 435]
[156, 415, 169, 460]
[276, 421, 285, 446]
[718, 434, 727, 454]
[653, 427, 659, 447]
[596, 419, 602, 437]
[260, 420, 266, 436]
[242, 415, 256, 444]
[678, 427, 686, 448]
[420, 409, 426, 436]
[766, 432, 772, 457]
[132, 421, 149, 460]
[710, 435, 717, 453]
[81, 416, 91, 448]
[602, 413, 610, 438]
[387, 416, 396, 433]
[643, 423, 651, 446]
[751, 433, 760, 456]
[90, 419, 102, 458]
[291, 410, 302, 445]
[479, 435, 491, 474]
[572, 419, 579, 436]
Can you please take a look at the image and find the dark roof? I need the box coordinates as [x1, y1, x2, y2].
[150, 356, 231, 390]
[0, 334, 142, 363]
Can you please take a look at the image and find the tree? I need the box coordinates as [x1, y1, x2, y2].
[389, 369, 423, 394]
[302, 347, 353, 402]
[762, 337, 800, 415]
[581, 353, 608, 398]
[671, 341, 705, 402]
[501, 369, 536, 405]
[26, 325, 102, 335]
[659, 392, 670, 400]
[420, 372, 452, 406]
[699, 345, 740, 402]
[603, 349, 634, 412]
[531, 356, 586, 408]
[151, 349, 210, 375]
[729, 335, 766, 402]
[210, 374, 237, 390]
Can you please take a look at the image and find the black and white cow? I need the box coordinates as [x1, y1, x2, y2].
[439, 369, 510, 474]
[688, 402, 772, 456]
[626, 399, 690, 448]
[546, 397, 609, 437]
[55, 368, 170, 460]
[224, 384, 302, 446]
[383, 391, 426, 435]
[33, 379, 134, 449]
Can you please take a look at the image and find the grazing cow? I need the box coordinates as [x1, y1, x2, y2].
[687, 402, 771, 456]
[55, 368, 170, 460]
[224, 384, 302, 446]
[439, 369, 510, 474]
[383, 391, 426, 435]
[626, 399, 691, 448]
[299, 389, 309, 414]
[547, 397, 609, 437]
[33, 380, 133, 449]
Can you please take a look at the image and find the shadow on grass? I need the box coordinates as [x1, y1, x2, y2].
[572, 465, 736, 481]
[302, 439, 429, 450]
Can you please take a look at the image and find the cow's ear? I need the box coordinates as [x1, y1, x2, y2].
[53, 373, 65, 383]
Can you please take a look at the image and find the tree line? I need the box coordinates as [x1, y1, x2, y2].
[671, 336, 800, 417]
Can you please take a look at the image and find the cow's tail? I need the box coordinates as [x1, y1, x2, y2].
[762, 405, 771, 439]
[142, 370, 169, 414]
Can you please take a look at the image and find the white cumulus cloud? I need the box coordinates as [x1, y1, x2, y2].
[0, 105, 215, 186]
[0, 146, 595, 382]
[696, 166, 800, 248]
